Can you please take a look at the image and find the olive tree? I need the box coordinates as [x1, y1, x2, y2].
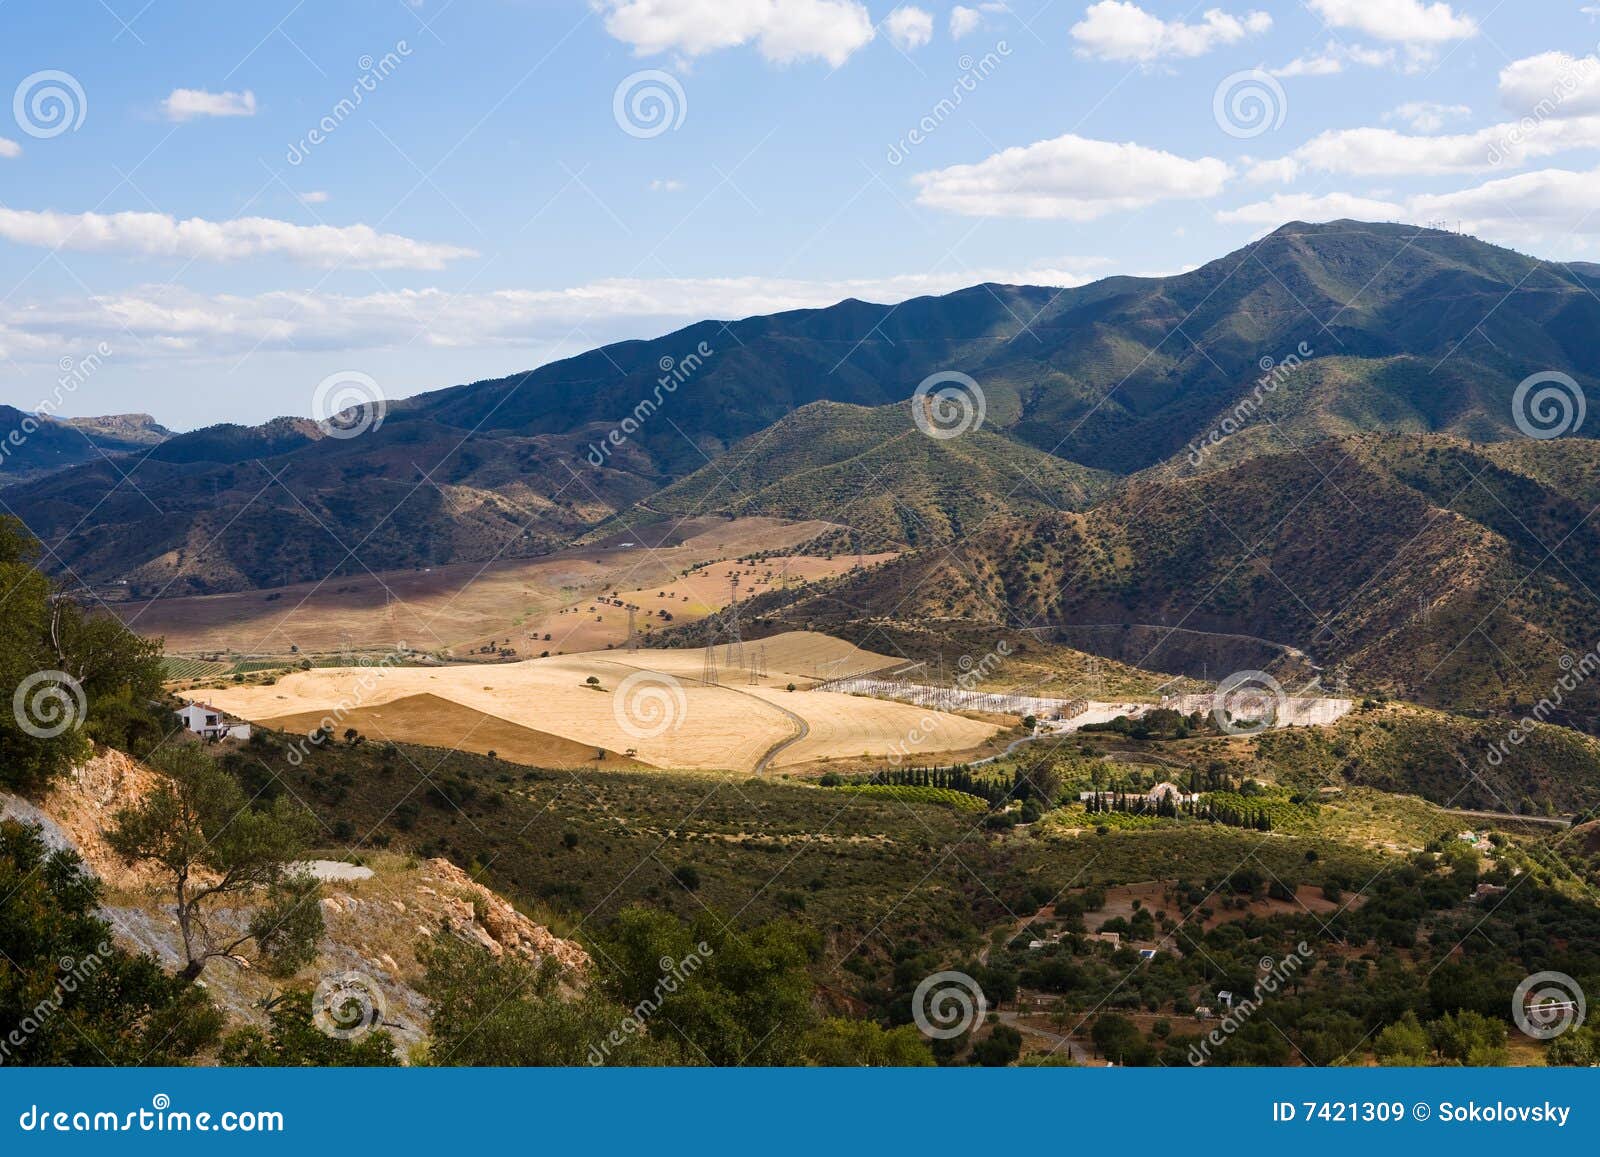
[108, 744, 324, 982]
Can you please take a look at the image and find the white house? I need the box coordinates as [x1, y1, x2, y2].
[175, 702, 251, 742]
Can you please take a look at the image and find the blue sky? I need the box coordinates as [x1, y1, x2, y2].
[3, 0, 1599, 429]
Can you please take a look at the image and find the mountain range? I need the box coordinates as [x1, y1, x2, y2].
[0, 409, 170, 485]
[5, 219, 1599, 721]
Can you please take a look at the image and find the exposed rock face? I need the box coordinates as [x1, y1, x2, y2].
[30, 748, 169, 889]
[5, 746, 589, 1056]
[421, 857, 589, 971]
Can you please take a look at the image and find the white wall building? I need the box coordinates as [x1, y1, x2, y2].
[175, 702, 251, 742]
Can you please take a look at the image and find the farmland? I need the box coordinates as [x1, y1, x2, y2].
[194, 631, 1012, 773]
[121, 515, 874, 660]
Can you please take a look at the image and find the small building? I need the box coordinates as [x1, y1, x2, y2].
[1217, 990, 1235, 1009]
[1147, 782, 1199, 805]
[175, 702, 251, 742]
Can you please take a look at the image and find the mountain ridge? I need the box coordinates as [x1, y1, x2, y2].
[7, 220, 1599, 601]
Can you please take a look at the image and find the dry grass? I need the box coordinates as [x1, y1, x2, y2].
[125, 515, 859, 658]
[197, 632, 1004, 772]
[261, 693, 651, 770]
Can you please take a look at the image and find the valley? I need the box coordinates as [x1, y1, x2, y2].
[7, 220, 1600, 1072]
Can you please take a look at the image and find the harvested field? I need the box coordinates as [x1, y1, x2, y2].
[529, 553, 895, 656]
[124, 516, 875, 658]
[260, 693, 650, 770]
[199, 632, 1005, 773]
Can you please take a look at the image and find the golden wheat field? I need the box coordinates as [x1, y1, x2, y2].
[197, 632, 1006, 772]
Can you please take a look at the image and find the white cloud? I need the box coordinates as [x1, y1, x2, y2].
[1498, 52, 1600, 118]
[1385, 101, 1471, 132]
[162, 88, 257, 121]
[1305, 0, 1475, 43]
[949, 5, 981, 38]
[912, 133, 1231, 219]
[1411, 166, 1600, 239]
[596, 0, 875, 66]
[1245, 156, 1301, 183]
[0, 137, 20, 158]
[1270, 40, 1394, 77]
[0, 208, 476, 270]
[1216, 191, 1406, 226]
[648, 178, 685, 192]
[1070, 1, 1271, 63]
[1220, 166, 1600, 246]
[297, 190, 331, 204]
[885, 5, 934, 51]
[0, 264, 1111, 365]
[1256, 114, 1600, 178]
[1271, 51, 1344, 78]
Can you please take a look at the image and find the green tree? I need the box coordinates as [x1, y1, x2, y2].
[107, 744, 323, 982]
[1373, 1011, 1430, 1066]
[595, 906, 818, 1065]
[218, 991, 399, 1066]
[1427, 1010, 1509, 1065]
[0, 522, 88, 793]
[0, 517, 170, 791]
[800, 1019, 934, 1066]
[419, 934, 672, 1066]
[0, 820, 222, 1064]
[1546, 1026, 1598, 1067]
[971, 1024, 1023, 1066]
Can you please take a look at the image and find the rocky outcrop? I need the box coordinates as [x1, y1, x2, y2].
[420, 858, 588, 971]
[5, 746, 589, 1056]
[35, 748, 168, 889]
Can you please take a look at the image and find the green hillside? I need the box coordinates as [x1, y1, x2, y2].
[636, 400, 1114, 548]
